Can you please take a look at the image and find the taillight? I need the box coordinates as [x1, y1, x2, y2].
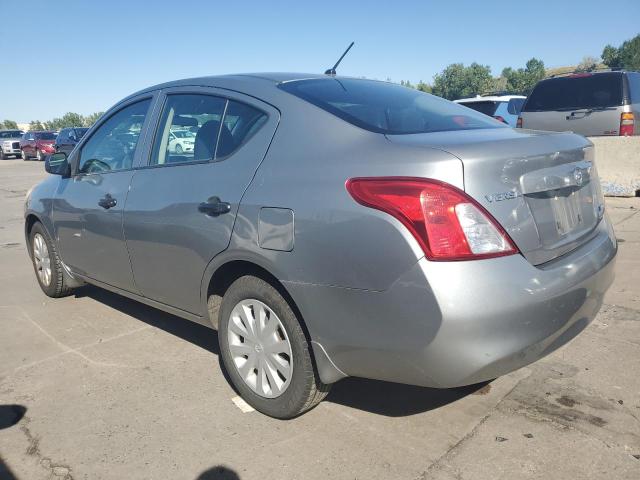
[620, 112, 634, 136]
[345, 177, 518, 261]
[493, 115, 507, 124]
[516, 116, 523, 128]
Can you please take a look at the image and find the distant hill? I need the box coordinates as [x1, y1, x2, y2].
[545, 64, 608, 77]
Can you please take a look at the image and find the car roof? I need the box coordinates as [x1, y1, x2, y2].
[454, 95, 526, 103]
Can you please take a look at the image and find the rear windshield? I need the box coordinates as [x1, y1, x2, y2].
[523, 73, 624, 112]
[279, 78, 504, 134]
[457, 101, 499, 116]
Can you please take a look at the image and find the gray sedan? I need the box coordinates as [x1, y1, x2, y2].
[24, 74, 616, 418]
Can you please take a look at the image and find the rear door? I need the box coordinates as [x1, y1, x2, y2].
[123, 87, 279, 315]
[54, 96, 156, 292]
[521, 73, 625, 136]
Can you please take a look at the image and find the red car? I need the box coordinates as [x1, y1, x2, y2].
[21, 131, 57, 161]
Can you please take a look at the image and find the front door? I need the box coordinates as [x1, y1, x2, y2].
[124, 89, 279, 314]
[54, 97, 155, 292]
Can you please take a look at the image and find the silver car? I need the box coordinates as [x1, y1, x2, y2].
[25, 74, 617, 418]
[519, 70, 640, 136]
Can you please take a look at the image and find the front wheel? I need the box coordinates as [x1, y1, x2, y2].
[0, 149, 5, 160]
[29, 222, 74, 298]
[36, 149, 43, 161]
[218, 276, 330, 418]
[175, 144, 183, 154]
[22, 150, 29, 160]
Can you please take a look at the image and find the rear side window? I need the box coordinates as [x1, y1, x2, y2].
[524, 73, 624, 112]
[457, 101, 499, 116]
[150, 94, 267, 166]
[279, 78, 503, 134]
[507, 98, 525, 115]
[628, 73, 640, 103]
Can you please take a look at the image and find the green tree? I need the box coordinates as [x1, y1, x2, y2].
[432, 62, 494, 100]
[601, 44, 621, 68]
[45, 112, 86, 130]
[501, 58, 545, 95]
[618, 34, 640, 70]
[2, 120, 18, 129]
[29, 120, 45, 131]
[602, 34, 640, 70]
[576, 56, 599, 72]
[416, 81, 432, 93]
[83, 112, 103, 127]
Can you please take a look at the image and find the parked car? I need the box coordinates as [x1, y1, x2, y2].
[168, 129, 196, 155]
[55, 127, 89, 155]
[518, 70, 640, 136]
[25, 74, 616, 418]
[0, 130, 25, 159]
[454, 94, 526, 126]
[21, 131, 57, 160]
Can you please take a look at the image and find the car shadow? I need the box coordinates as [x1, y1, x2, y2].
[76, 286, 219, 355]
[77, 285, 489, 417]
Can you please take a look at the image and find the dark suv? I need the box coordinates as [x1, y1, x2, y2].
[55, 127, 89, 155]
[518, 70, 640, 136]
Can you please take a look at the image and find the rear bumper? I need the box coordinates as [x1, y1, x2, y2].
[287, 216, 617, 387]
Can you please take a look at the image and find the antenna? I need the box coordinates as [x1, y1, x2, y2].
[324, 42, 355, 76]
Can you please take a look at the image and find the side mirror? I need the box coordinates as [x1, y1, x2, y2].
[45, 152, 70, 177]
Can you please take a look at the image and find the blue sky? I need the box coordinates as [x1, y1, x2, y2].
[1, 0, 638, 122]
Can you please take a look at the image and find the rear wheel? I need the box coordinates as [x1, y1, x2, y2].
[36, 149, 43, 161]
[218, 275, 330, 418]
[29, 222, 74, 298]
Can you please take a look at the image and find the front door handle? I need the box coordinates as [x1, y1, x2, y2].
[198, 196, 231, 217]
[98, 193, 117, 210]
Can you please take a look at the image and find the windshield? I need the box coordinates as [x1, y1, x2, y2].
[279, 78, 504, 134]
[0, 131, 23, 139]
[524, 73, 624, 111]
[35, 132, 56, 140]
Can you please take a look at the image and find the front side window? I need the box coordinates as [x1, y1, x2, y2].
[78, 99, 151, 174]
[279, 78, 503, 134]
[151, 94, 267, 166]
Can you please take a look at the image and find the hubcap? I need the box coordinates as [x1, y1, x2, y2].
[32, 233, 52, 286]
[227, 299, 293, 398]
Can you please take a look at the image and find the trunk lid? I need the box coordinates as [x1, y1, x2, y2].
[387, 128, 605, 265]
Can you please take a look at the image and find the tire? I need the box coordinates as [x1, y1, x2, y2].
[0, 149, 5, 160]
[36, 149, 43, 161]
[175, 144, 183, 154]
[22, 150, 29, 160]
[29, 222, 74, 298]
[218, 275, 330, 418]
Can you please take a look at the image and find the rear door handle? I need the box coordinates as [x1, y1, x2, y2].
[198, 196, 231, 216]
[98, 193, 117, 209]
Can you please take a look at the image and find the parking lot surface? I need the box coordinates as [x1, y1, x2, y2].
[0, 159, 639, 480]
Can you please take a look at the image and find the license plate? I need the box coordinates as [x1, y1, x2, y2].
[550, 188, 593, 236]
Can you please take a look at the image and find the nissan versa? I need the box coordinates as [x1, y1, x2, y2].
[24, 74, 617, 418]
